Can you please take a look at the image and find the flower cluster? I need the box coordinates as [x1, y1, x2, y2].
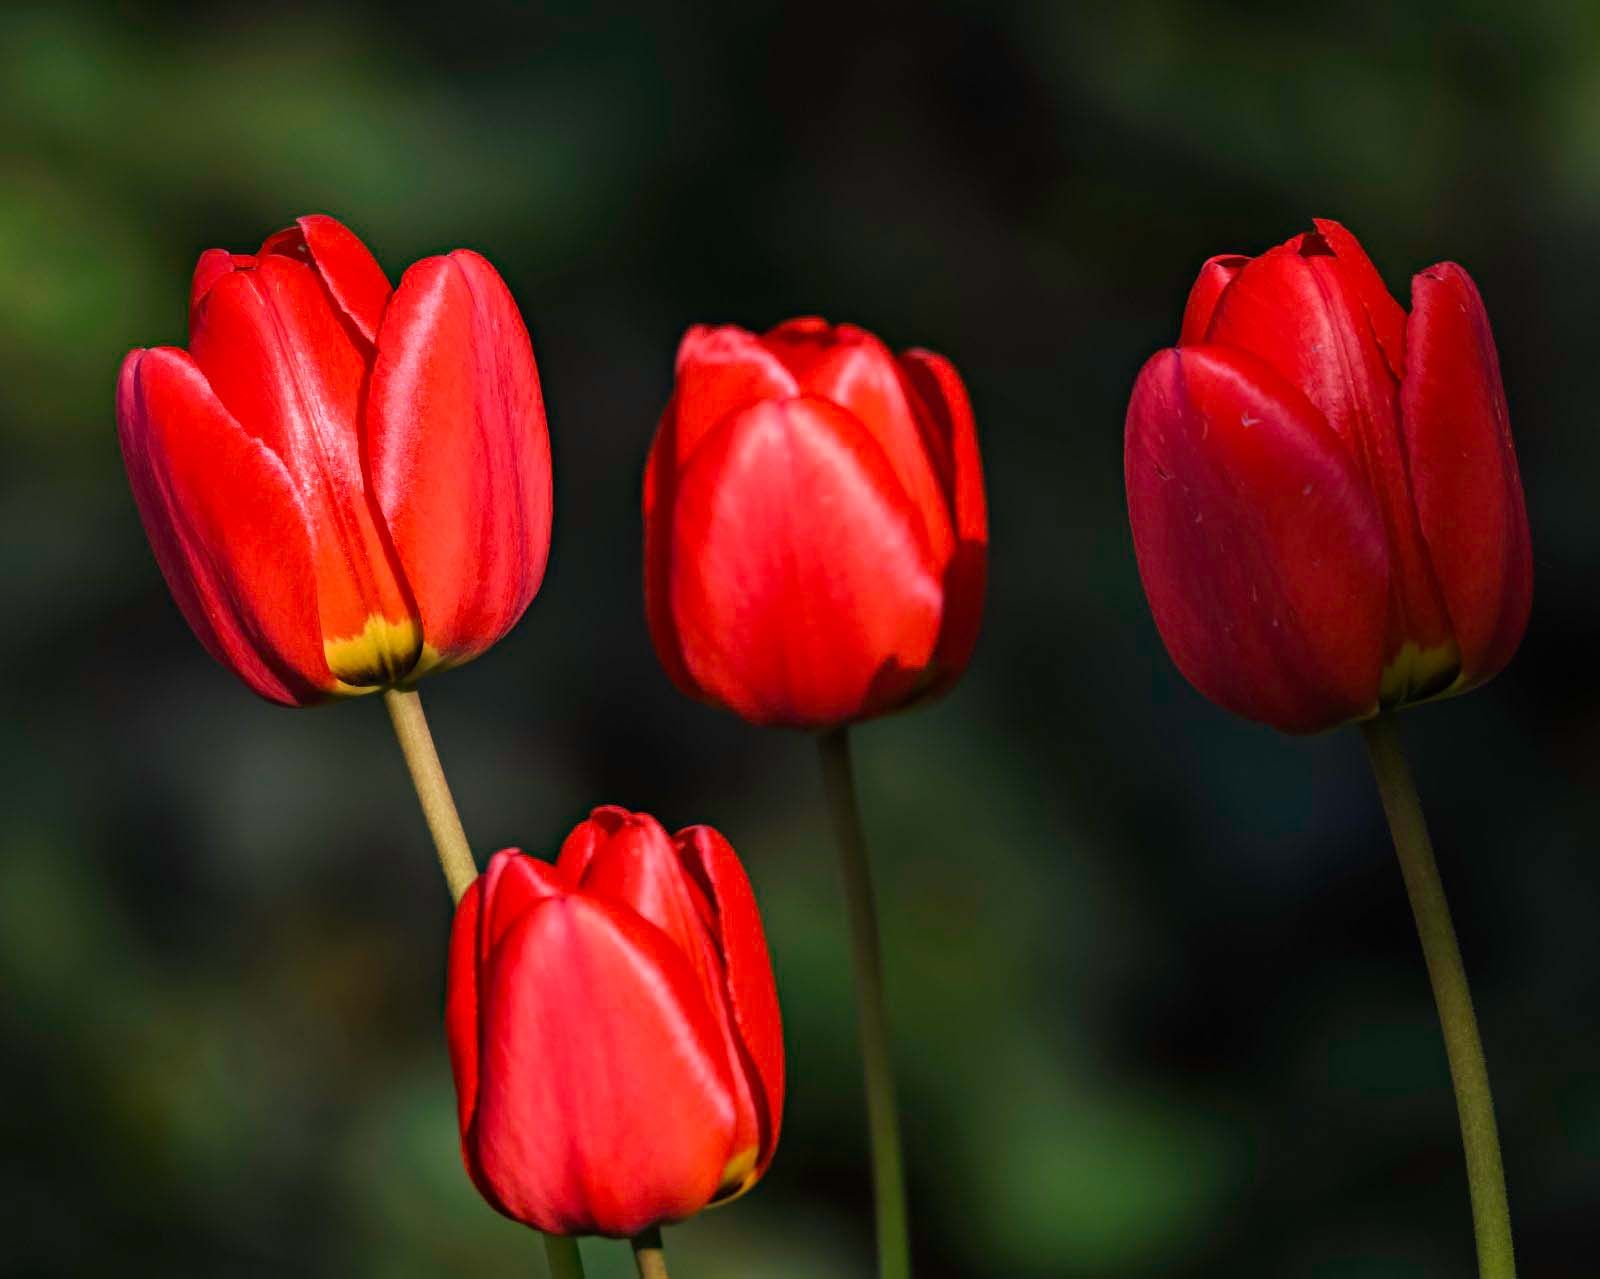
[118, 212, 1528, 1272]
[115, 213, 990, 1253]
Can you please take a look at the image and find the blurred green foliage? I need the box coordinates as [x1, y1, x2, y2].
[2, 1, 1598, 1275]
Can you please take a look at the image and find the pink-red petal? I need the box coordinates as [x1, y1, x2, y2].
[565, 813, 763, 1179]
[189, 251, 419, 677]
[477, 849, 570, 964]
[1179, 254, 1249, 346]
[367, 250, 551, 672]
[567, 812, 716, 970]
[676, 824, 785, 1177]
[665, 396, 944, 727]
[469, 895, 736, 1237]
[899, 348, 988, 694]
[1125, 345, 1390, 733]
[1401, 263, 1532, 687]
[447, 877, 485, 1141]
[116, 348, 331, 705]
[282, 214, 393, 347]
[1207, 234, 1452, 666]
[763, 320, 955, 565]
[189, 248, 247, 324]
[1312, 218, 1408, 381]
[667, 325, 801, 469]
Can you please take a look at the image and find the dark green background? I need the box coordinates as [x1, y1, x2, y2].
[3, 2, 1596, 1275]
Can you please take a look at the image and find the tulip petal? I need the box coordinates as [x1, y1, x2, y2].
[451, 851, 575, 1179]
[555, 805, 630, 882]
[899, 349, 988, 694]
[1125, 345, 1390, 733]
[763, 320, 956, 565]
[189, 251, 421, 684]
[189, 248, 247, 324]
[368, 250, 552, 674]
[1312, 218, 1407, 380]
[1178, 254, 1249, 346]
[667, 325, 801, 468]
[477, 848, 570, 963]
[646, 329, 812, 698]
[1209, 232, 1400, 454]
[1208, 231, 1454, 678]
[116, 348, 332, 705]
[676, 824, 785, 1183]
[447, 877, 485, 1144]
[259, 214, 392, 347]
[471, 895, 736, 1237]
[1402, 263, 1532, 687]
[666, 396, 944, 727]
[560, 810, 766, 1182]
[565, 812, 715, 961]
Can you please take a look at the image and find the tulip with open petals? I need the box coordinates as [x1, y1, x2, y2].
[1125, 219, 1531, 733]
[446, 808, 784, 1239]
[116, 214, 551, 706]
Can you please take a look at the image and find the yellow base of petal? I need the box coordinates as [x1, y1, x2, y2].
[1380, 638, 1460, 706]
[324, 614, 432, 690]
[710, 1145, 760, 1205]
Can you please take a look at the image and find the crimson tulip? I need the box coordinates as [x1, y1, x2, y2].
[1125, 219, 1531, 733]
[116, 214, 551, 707]
[644, 317, 988, 728]
[446, 808, 784, 1239]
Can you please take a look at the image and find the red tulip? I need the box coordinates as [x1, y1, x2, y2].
[1125, 219, 1531, 733]
[645, 318, 987, 728]
[446, 808, 784, 1238]
[116, 214, 551, 706]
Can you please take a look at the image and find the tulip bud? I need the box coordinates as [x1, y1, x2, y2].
[1125, 219, 1531, 733]
[645, 318, 988, 728]
[116, 214, 552, 706]
[446, 809, 784, 1238]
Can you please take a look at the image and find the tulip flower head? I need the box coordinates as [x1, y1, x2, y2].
[446, 808, 784, 1239]
[1125, 220, 1531, 733]
[645, 318, 988, 728]
[117, 214, 551, 706]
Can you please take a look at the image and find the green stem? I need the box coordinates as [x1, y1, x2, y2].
[818, 728, 911, 1279]
[545, 1236, 586, 1279]
[1360, 714, 1516, 1279]
[382, 687, 588, 1279]
[383, 686, 477, 904]
[630, 1227, 669, 1279]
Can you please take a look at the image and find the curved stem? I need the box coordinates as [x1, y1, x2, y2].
[630, 1227, 669, 1279]
[382, 687, 587, 1279]
[1360, 714, 1516, 1279]
[818, 728, 911, 1279]
[383, 687, 477, 904]
[545, 1236, 587, 1279]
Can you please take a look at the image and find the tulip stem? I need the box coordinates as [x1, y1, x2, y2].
[630, 1228, 669, 1279]
[384, 687, 587, 1278]
[1360, 714, 1515, 1279]
[818, 728, 911, 1279]
[544, 1237, 587, 1279]
[383, 687, 478, 904]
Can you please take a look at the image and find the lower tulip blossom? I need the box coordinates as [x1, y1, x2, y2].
[1125, 219, 1531, 733]
[116, 214, 551, 706]
[446, 808, 784, 1239]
